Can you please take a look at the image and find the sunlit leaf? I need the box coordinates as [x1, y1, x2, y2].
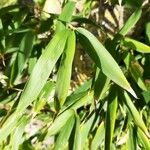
[123, 92, 149, 137]
[54, 116, 75, 150]
[10, 116, 29, 150]
[124, 37, 150, 53]
[45, 109, 74, 138]
[105, 85, 118, 150]
[127, 124, 137, 150]
[91, 121, 105, 150]
[16, 29, 69, 113]
[119, 8, 142, 36]
[77, 27, 137, 98]
[0, 29, 69, 142]
[55, 30, 76, 110]
[137, 128, 150, 149]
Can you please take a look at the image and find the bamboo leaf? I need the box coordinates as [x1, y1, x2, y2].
[129, 61, 147, 91]
[80, 112, 95, 150]
[123, 92, 149, 137]
[61, 80, 92, 112]
[91, 121, 105, 150]
[137, 128, 150, 149]
[56, 1, 75, 32]
[119, 8, 142, 36]
[45, 109, 74, 138]
[76, 27, 137, 98]
[71, 91, 93, 110]
[10, 31, 35, 84]
[34, 81, 55, 114]
[54, 116, 75, 150]
[94, 68, 110, 100]
[59, 1, 75, 23]
[146, 22, 150, 43]
[123, 37, 150, 53]
[0, 29, 69, 142]
[105, 85, 118, 150]
[72, 115, 81, 150]
[55, 30, 76, 110]
[11, 116, 29, 150]
[127, 124, 137, 150]
[16, 29, 69, 113]
[0, 113, 21, 143]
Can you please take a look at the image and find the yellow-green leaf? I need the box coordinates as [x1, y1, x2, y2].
[55, 30, 76, 110]
[119, 8, 142, 36]
[124, 37, 150, 53]
[105, 85, 118, 150]
[46, 109, 74, 137]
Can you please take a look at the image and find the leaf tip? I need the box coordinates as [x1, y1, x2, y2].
[128, 88, 138, 99]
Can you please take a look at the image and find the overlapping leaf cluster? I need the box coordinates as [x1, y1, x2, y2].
[0, 0, 150, 149]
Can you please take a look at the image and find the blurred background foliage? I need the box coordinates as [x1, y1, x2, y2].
[0, 0, 150, 149]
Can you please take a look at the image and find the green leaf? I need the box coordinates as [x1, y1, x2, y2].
[129, 61, 147, 91]
[127, 124, 137, 150]
[59, 1, 75, 23]
[146, 22, 150, 43]
[45, 109, 74, 137]
[10, 31, 35, 84]
[61, 80, 92, 112]
[71, 91, 93, 110]
[0, 113, 22, 143]
[123, 92, 149, 137]
[94, 68, 110, 100]
[16, 29, 69, 113]
[105, 85, 118, 150]
[137, 128, 150, 149]
[91, 121, 105, 150]
[72, 115, 81, 150]
[80, 112, 95, 150]
[119, 8, 142, 36]
[34, 81, 55, 114]
[76, 27, 137, 98]
[10, 116, 29, 150]
[0, 29, 69, 142]
[123, 37, 150, 53]
[55, 30, 76, 110]
[0, 0, 17, 9]
[56, 1, 75, 32]
[54, 115, 75, 150]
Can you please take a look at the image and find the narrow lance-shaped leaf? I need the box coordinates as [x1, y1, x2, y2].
[119, 8, 142, 36]
[91, 121, 105, 150]
[123, 37, 150, 53]
[71, 91, 94, 110]
[55, 30, 76, 110]
[123, 91, 149, 137]
[72, 115, 81, 150]
[0, 29, 69, 142]
[76, 27, 137, 98]
[127, 124, 137, 150]
[10, 116, 29, 150]
[94, 68, 110, 100]
[34, 81, 55, 114]
[0, 113, 21, 143]
[129, 61, 147, 91]
[105, 85, 118, 150]
[137, 128, 150, 149]
[80, 112, 95, 150]
[10, 31, 35, 84]
[54, 116, 75, 150]
[56, 1, 75, 32]
[45, 109, 74, 138]
[146, 22, 150, 43]
[16, 29, 69, 113]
